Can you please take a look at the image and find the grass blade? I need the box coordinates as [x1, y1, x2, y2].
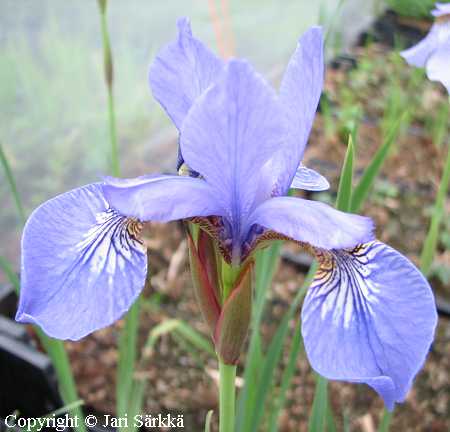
[0, 256, 20, 295]
[327, 404, 337, 432]
[117, 300, 141, 419]
[336, 135, 355, 212]
[351, 114, 405, 213]
[242, 265, 316, 432]
[0, 143, 26, 225]
[309, 133, 354, 431]
[236, 242, 282, 430]
[420, 140, 450, 275]
[309, 375, 329, 432]
[267, 322, 303, 432]
[145, 319, 215, 355]
[204, 410, 214, 432]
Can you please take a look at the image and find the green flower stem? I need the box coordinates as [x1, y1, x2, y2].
[98, 0, 120, 176]
[219, 361, 237, 432]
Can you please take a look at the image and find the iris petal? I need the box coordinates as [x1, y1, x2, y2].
[401, 27, 439, 67]
[16, 183, 147, 340]
[248, 196, 374, 250]
[301, 241, 437, 409]
[103, 174, 225, 222]
[149, 17, 224, 130]
[273, 27, 324, 193]
[432, 3, 450, 17]
[290, 164, 330, 191]
[426, 42, 450, 92]
[180, 59, 287, 240]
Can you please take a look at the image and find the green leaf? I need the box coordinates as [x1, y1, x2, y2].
[117, 299, 140, 419]
[309, 375, 329, 432]
[0, 256, 20, 295]
[351, 113, 405, 213]
[327, 403, 337, 432]
[241, 264, 316, 432]
[267, 322, 303, 432]
[0, 142, 26, 225]
[204, 410, 214, 432]
[308, 134, 356, 432]
[336, 134, 355, 212]
[27, 400, 85, 432]
[236, 242, 282, 431]
[420, 141, 450, 275]
[144, 319, 215, 356]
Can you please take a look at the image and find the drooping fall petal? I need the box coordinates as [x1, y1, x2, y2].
[248, 196, 374, 250]
[103, 174, 225, 222]
[301, 241, 437, 409]
[16, 183, 147, 340]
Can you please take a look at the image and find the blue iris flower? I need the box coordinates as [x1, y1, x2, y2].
[16, 18, 437, 410]
[401, 2, 450, 93]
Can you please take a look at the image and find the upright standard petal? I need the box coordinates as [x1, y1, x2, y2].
[180, 59, 287, 241]
[248, 196, 374, 250]
[302, 241, 437, 409]
[16, 183, 147, 340]
[149, 17, 224, 130]
[290, 164, 330, 191]
[426, 42, 450, 92]
[103, 174, 225, 222]
[274, 27, 324, 193]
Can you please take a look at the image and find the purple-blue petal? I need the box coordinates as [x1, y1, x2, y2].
[290, 164, 330, 191]
[401, 31, 436, 67]
[102, 174, 224, 222]
[426, 41, 450, 92]
[248, 196, 374, 250]
[400, 20, 450, 68]
[16, 183, 147, 340]
[302, 241, 437, 409]
[149, 17, 224, 130]
[180, 59, 287, 240]
[432, 3, 450, 17]
[273, 27, 324, 194]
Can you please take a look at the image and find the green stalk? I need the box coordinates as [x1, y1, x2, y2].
[98, 0, 119, 176]
[97, 1, 141, 423]
[219, 361, 237, 432]
[420, 124, 450, 275]
[378, 410, 393, 432]
[0, 143, 26, 224]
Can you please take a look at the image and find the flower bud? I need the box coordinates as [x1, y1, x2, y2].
[214, 260, 254, 364]
[187, 227, 254, 364]
[187, 230, 220, 334]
